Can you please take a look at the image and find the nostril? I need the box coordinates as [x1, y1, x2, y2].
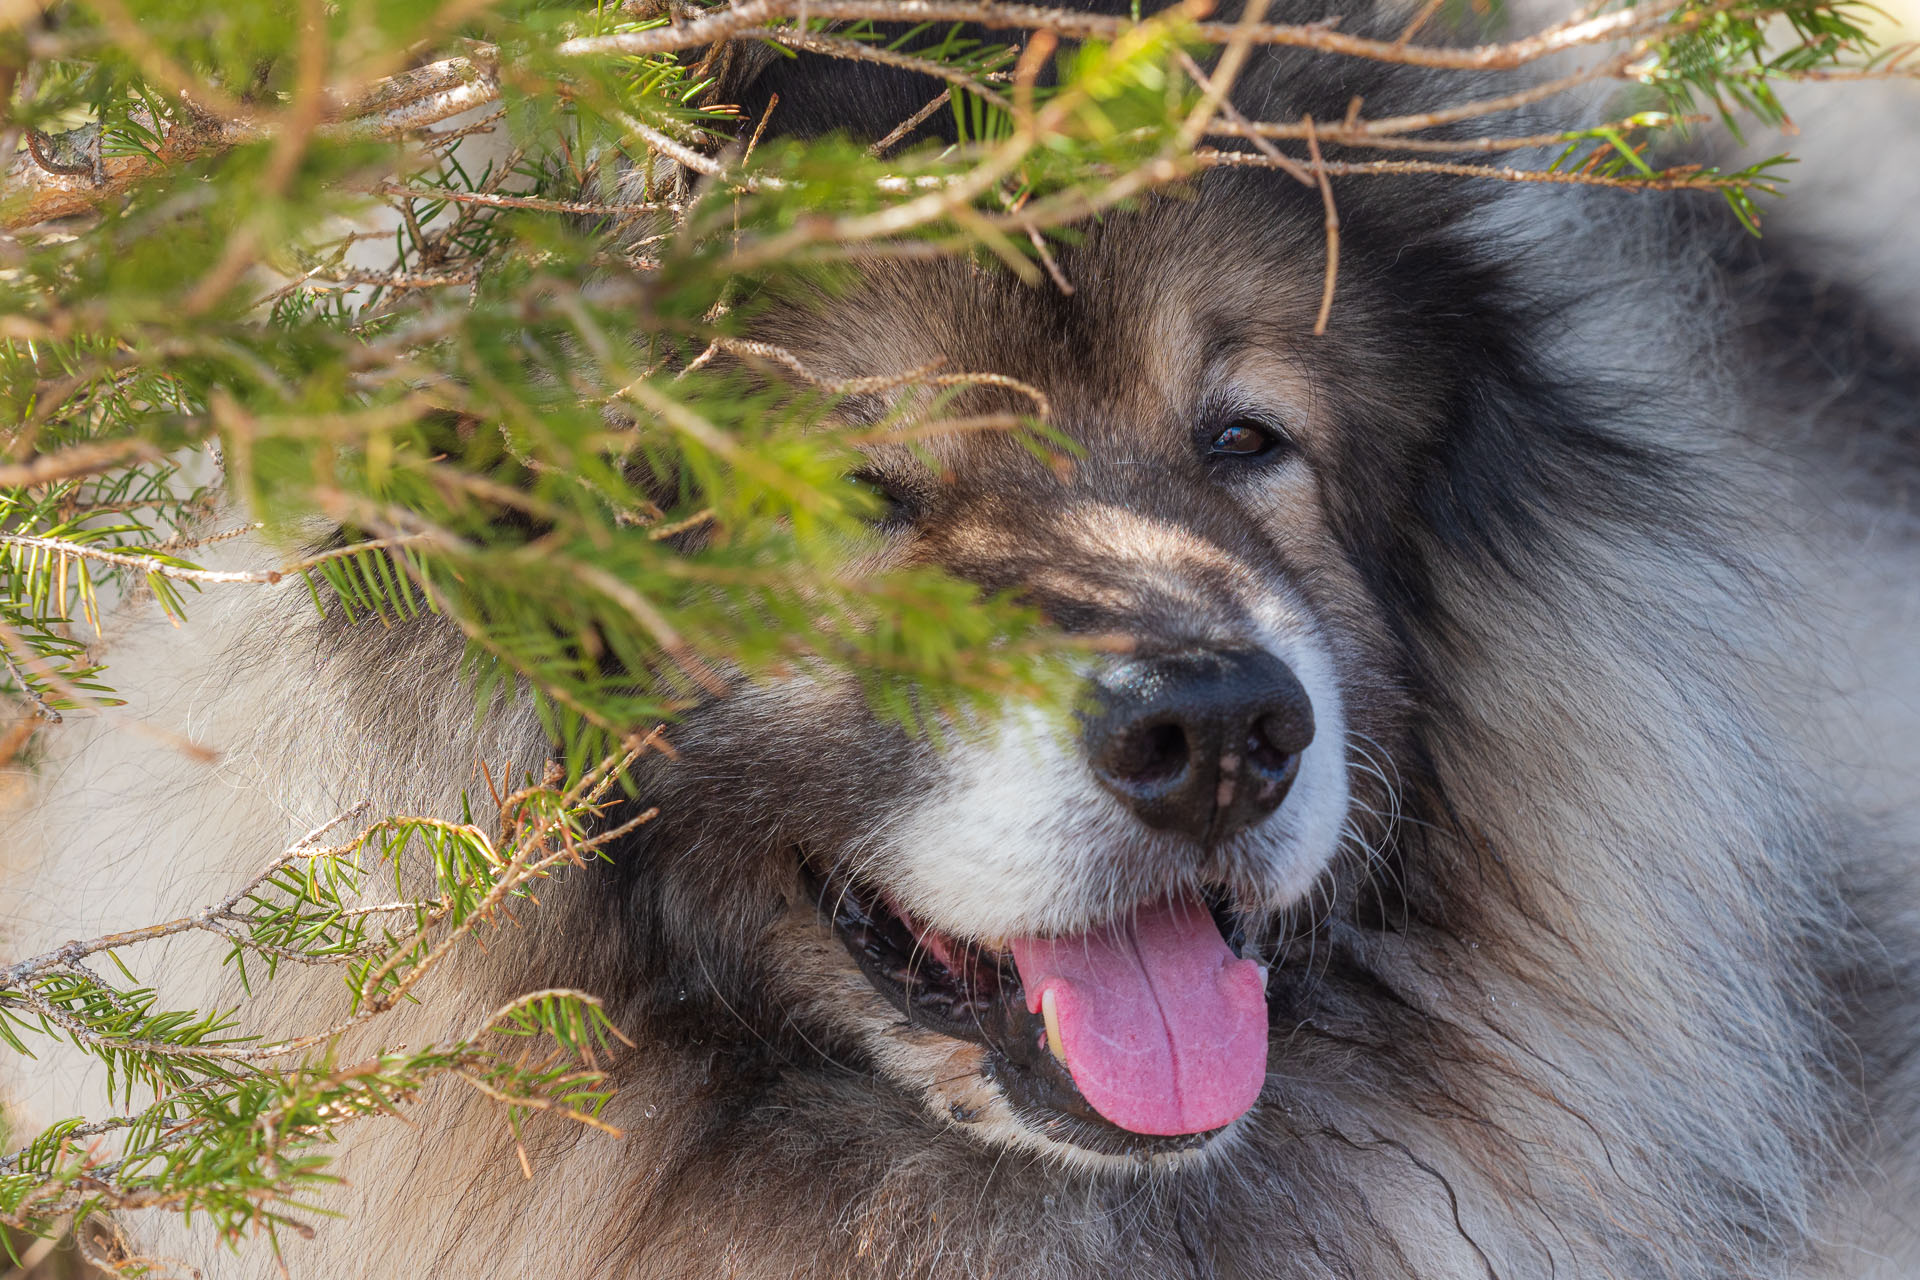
[1245, 715, 1299, 778]
[1103, 721, 1189, 789]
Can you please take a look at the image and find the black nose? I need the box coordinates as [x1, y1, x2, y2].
[1084, 648, 1315, 845]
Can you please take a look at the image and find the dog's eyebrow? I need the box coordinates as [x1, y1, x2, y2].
[1199, 323, 1254, 372]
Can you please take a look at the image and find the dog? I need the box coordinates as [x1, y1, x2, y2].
[5, 2, 1920, 1276]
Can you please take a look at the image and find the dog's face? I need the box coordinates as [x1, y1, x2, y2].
[603, 173, 1515, 1171]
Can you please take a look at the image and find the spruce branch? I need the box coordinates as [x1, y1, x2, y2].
[0, 756, 651, 1249]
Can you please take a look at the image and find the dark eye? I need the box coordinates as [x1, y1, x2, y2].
[1205, 417, 1285, 459]
[845, 470, 914, 527]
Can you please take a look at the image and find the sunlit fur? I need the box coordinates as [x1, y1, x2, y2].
[5, 2, 1920, 1276]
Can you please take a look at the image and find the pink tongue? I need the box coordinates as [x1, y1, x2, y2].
[1008, 896, 1268, 1136]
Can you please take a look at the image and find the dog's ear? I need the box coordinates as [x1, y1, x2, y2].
[720, 33, 962, 149]
[703, 2, 1171, 149]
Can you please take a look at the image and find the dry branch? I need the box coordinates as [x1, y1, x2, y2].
[0, 438, 166, 488]
[740, 26, 1017, 110]
[1303, 116, 1340, 336]
[567, 0, 1694, 71]
[1195, 146, 1772, 190]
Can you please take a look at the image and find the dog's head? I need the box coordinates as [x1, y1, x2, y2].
[600, 91, 1548, 1165]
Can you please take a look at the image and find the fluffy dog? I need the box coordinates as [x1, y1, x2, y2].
[6, 3, 1920, 1277]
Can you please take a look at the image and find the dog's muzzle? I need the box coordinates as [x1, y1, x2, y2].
[813, 642, 1327, 1152]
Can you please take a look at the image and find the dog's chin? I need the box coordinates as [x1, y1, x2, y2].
[792, 852, 1301, 1172]
[933, 1070, 1263, 1177]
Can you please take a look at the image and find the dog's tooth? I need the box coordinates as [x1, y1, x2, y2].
[1041, 987, 1067, 1065]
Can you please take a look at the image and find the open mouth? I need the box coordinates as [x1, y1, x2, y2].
[804, 860, 1274, 1157]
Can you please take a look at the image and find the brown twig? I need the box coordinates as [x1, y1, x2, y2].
[370, 182, 684, 217]
[0, 438, 166, 489]
[0, 805, 375, 992]
[1023, 223, 1075, 294]
[1303, 116, 1340, 336]
[7, 0, 1878, 237]
[1, 970, 629, 1229]
[1196, 147, 1774, 191]
[297, 264, 486, 292]
[1176, 50, 1313, 184]
[1395, 0, 1451, 44]
[843, 413, 1028, 445]
[81, 0, 248, 122]
[0, 531, 432, 586]
[180, 0, 332, 315]
[1208, 50, 1638, 143]
[722, 8, 1195, 272]
[714, 339, 1054, 419]
[340, 52, 499, 119]
[1211, 115, 1707, 154]
[737, 27, 1016, 111]
[870, 89, 953, 157]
